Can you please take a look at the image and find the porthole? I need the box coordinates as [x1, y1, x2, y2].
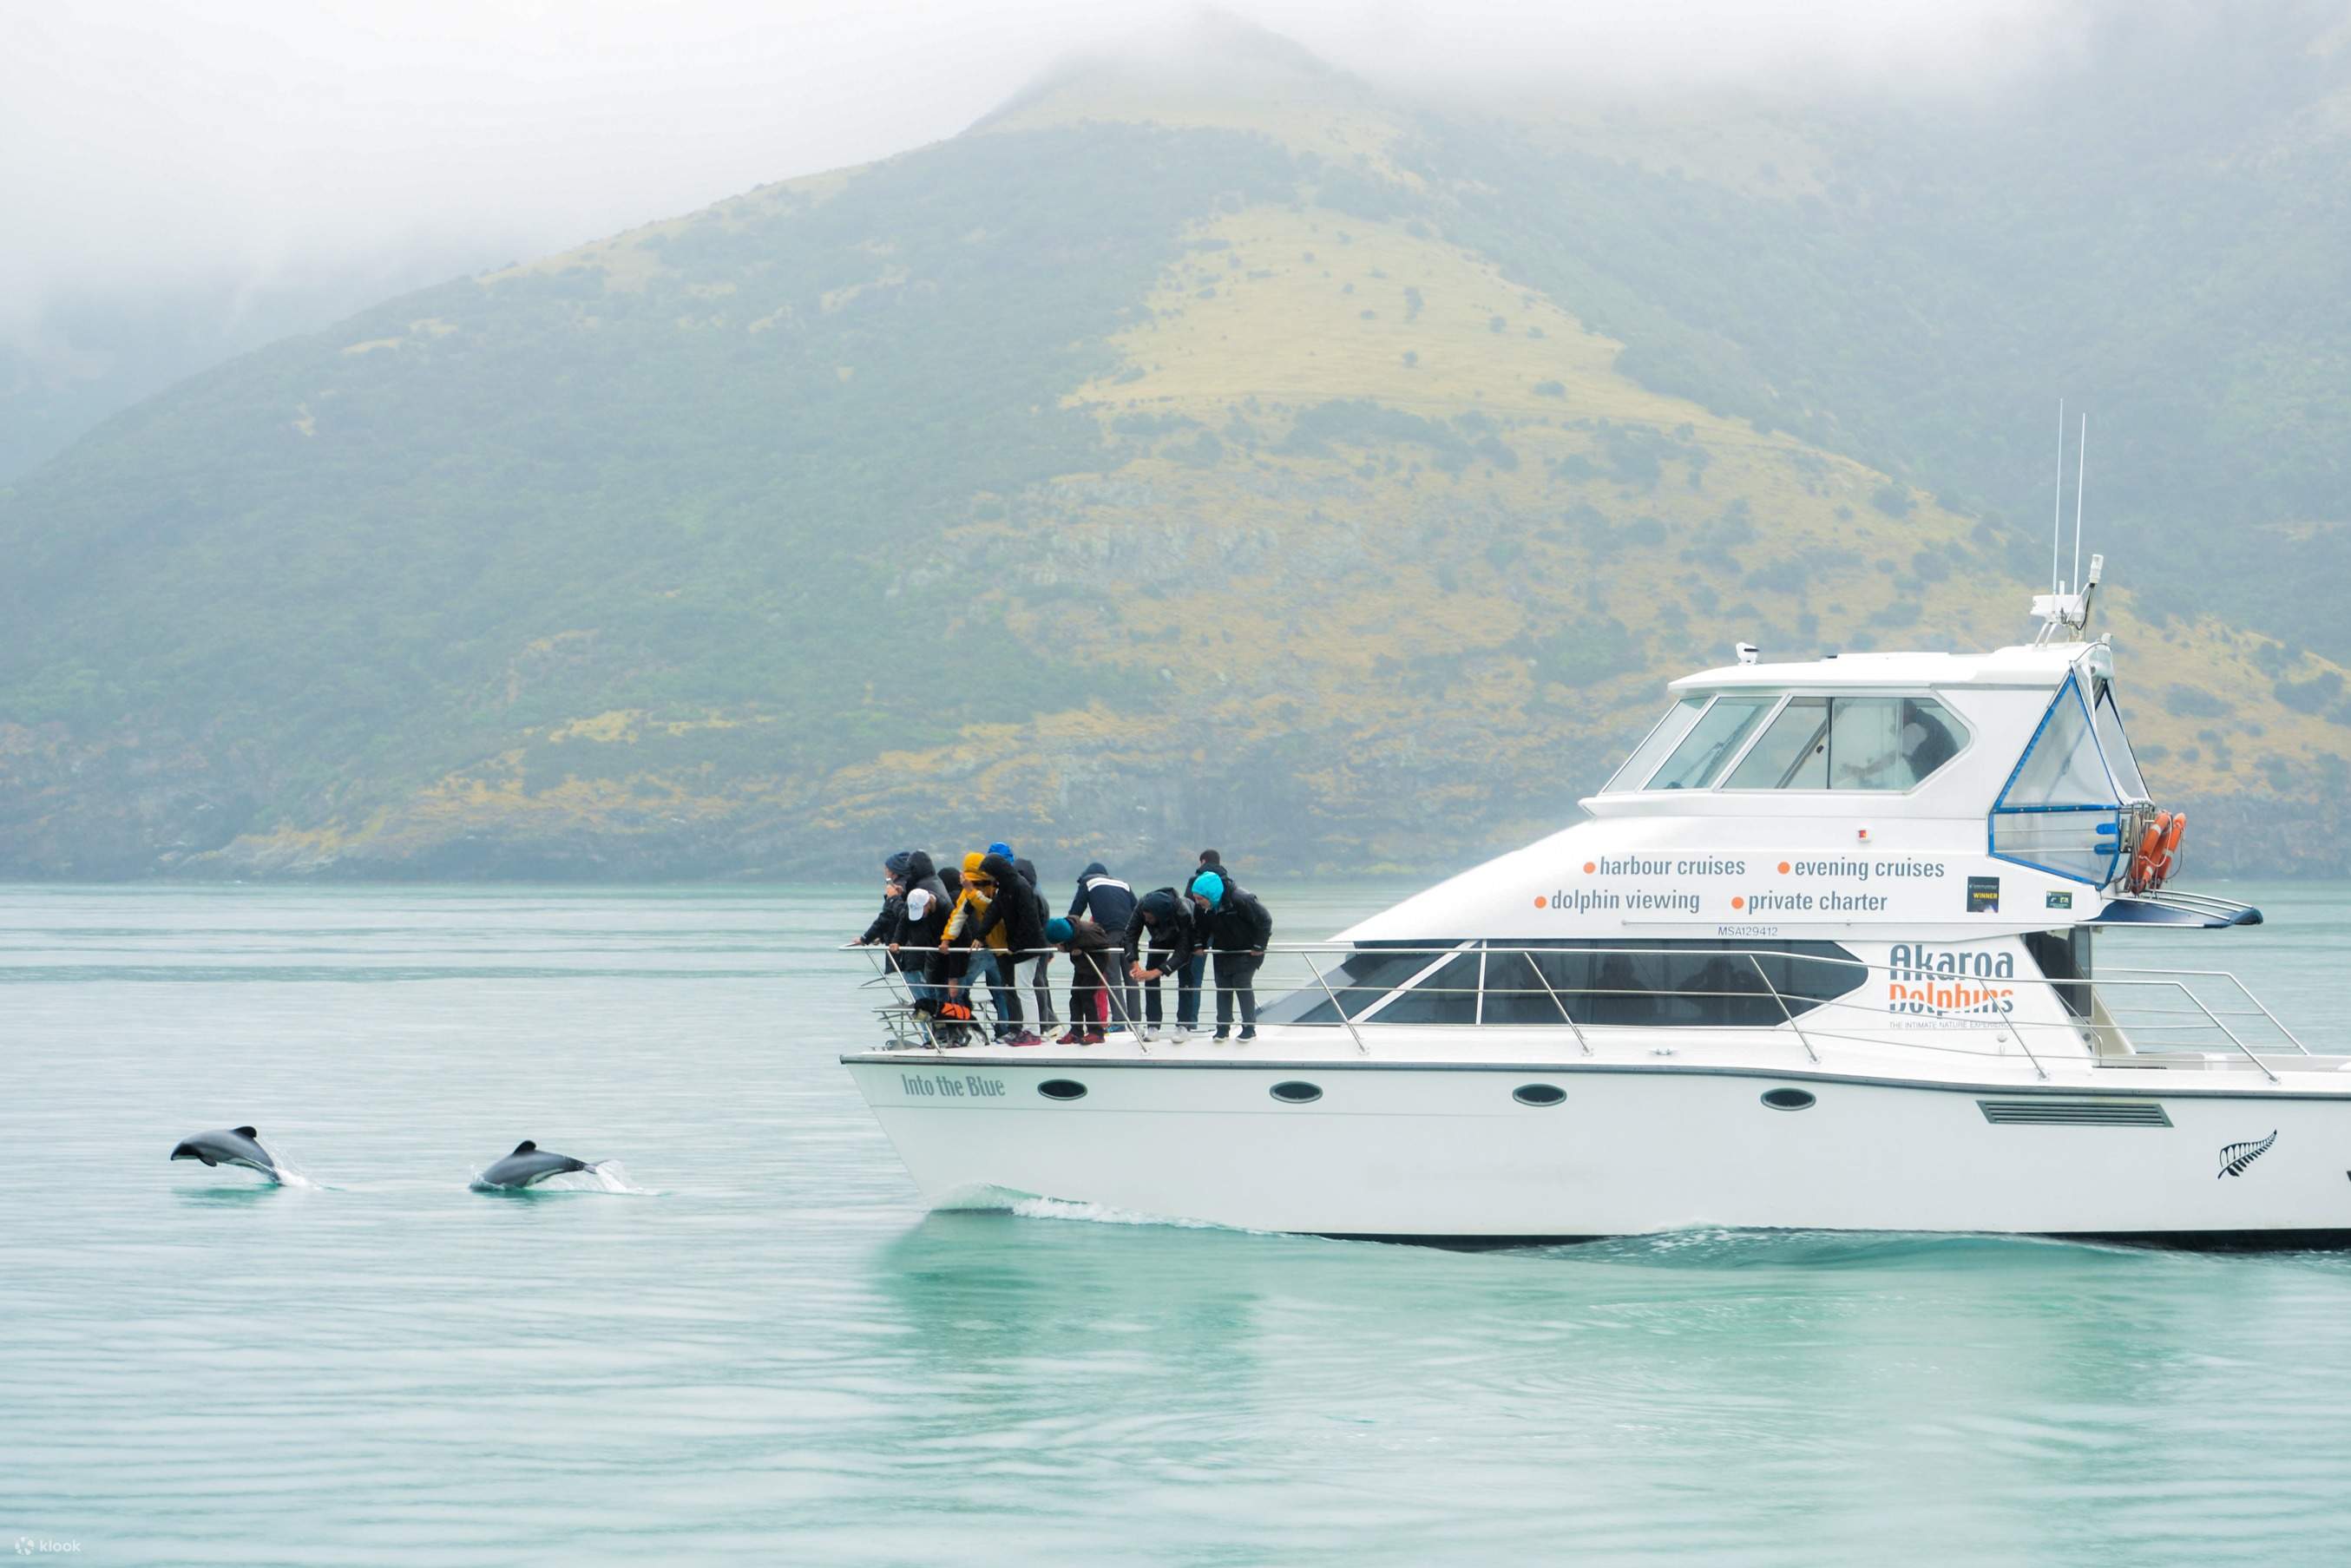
[1269, 1081, 1323, 1105]
[1513, 1084, 1566, 1107]
[1037, 1079, 1087, 1102]
[1761, 1087, 1816, 1112]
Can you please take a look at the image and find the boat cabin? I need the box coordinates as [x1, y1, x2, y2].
[1291, 627, 2277, 1067]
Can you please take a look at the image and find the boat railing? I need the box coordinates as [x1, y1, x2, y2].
[840, 941, 2314, 1078]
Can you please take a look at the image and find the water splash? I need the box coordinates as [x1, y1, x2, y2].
[250, 1136, 325, 1190]
[581, 1160, 647, 1194]
[468, 1160, 649, 1195]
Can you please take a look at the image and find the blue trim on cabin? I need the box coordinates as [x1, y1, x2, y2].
[1986, 673, 2125, 888]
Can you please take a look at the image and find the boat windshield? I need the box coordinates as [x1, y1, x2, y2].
[1612, 692, 1968, 792]
[2092, 684, 2151, 804]
[1990, 672, 2130, 884]
[1602, 697, 1707, 791]
[1647, 696, 1776, 789]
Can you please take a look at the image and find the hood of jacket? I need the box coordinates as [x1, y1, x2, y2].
[903, 850, 936, 882]
[1078, 860, 1109, 882]
[1136, 887, 1191, 924]
[976, 854, 1045, 945]
[1063, 915, 1119, 948]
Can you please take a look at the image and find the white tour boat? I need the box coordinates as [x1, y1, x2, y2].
[843, 564, 2346, 1246]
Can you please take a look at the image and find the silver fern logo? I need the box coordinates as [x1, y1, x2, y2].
[2217, 1131, 2277, 1178]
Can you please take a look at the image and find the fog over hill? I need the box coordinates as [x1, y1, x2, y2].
[3, 4, 2348, 879]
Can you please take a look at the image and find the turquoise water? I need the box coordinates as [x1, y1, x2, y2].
[7, 880, 2351, 1565]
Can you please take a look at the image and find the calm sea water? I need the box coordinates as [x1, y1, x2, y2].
[7, 879, 2351, 1565]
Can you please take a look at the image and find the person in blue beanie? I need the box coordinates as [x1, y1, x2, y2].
[1179, 850, 1229, 1033]
[1188, 869, 1272, 1041]
[1046, 914, 1121, 1045]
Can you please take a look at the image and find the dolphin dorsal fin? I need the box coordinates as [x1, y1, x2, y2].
[512, 1140, 536, 1155]
[234, 1125, 258, 1139]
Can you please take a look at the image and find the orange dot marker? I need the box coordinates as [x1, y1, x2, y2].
[1533, 895, 1546, 908]
[1731, 896, 1746, 910]
[1582, 861, 1596, 874]
[1777, 861, 1791, 875]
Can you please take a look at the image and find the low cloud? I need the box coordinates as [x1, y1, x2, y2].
[3, 0, 2086, 352]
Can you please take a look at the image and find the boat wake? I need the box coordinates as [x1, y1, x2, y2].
[1536, 1225, 2151, 1270]
[934, 1184, 1229, 1230]
[1009, 1195, 1225, 1230]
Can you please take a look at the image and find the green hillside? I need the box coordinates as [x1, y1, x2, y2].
[3, 13, 2348, 879]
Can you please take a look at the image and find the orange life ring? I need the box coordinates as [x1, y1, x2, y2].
[2129, 815, 2166, 893]
[2132, 816, 2161, 891]
[2148, 811, 2186, 890]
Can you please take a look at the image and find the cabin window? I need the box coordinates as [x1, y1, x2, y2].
[1645, 696, 1778, 790]
[1991, 674, 2125, 884]
[1374, 949, 1483, 1025]
[2021, 928, 2094, 1020]
[1256, 947, 1436, 1027]
[1716, 695, 1965, 791]
[1604, 696, 1708, 791]
[1723, 698, 1829, 789]
[1824, 697, 1965, 789]
[1478, 940, 1866, 1027]
[1264, 941, 1867, 1030]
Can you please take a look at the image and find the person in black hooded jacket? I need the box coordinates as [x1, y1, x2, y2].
[887, 850, 951, 1017]
[1012, 854, 1057, 1030]
[1124, 886, 1198, 1035]
[982, 846, 1058, 1029]
[969, 852, 1047, 1023]
[856, 858, 906, 952]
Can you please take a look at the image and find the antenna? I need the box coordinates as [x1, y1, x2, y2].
[2052, 397, 2065, 594]
[2029, 407, 2101, 643]
[2072, 412, 2087, 595]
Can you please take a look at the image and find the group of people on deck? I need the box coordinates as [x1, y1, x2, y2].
[853, 845, 1274, 1046]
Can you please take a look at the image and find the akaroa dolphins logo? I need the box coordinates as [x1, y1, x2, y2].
[2216, 1131, 2277, 1178]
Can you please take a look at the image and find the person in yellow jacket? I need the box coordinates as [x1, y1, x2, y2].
[942, 851, 1034, 1043]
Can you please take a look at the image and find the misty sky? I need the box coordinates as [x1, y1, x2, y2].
[3, 0, 2071, 351]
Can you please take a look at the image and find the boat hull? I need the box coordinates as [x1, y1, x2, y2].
[844, 1055, 2351, 1243]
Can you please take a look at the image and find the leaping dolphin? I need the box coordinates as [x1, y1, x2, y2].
[170, 1125, 282, 1181]
[477, 1139, 605, 1190]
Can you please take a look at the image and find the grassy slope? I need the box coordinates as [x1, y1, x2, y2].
[2, 26, 2345, 877]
